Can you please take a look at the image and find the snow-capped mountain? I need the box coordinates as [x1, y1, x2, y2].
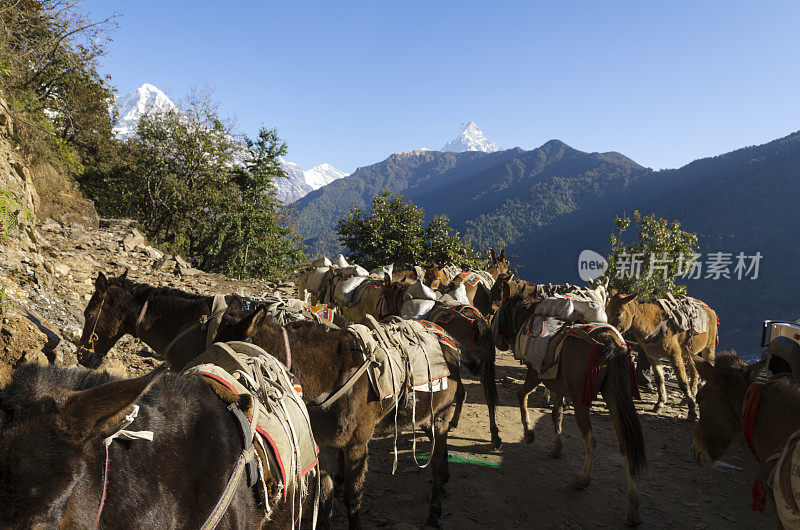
[113, 83, 177, 138]
[441, 121, 500, 153]
[276, 159, 349, 204]
[113, 83, 348, 203]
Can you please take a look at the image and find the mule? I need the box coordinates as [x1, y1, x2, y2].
[381, 278, 502, 449]
[605, 289, 718, 420]
[215, 307, 472, 529]
[392, 263, 448, 288]
[494, 294, 647, 527]
[691, 351, 800, 526]
[0, 363, 308, 529]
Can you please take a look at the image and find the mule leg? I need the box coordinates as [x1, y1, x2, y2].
[667, 347, 697, 420]
[517, 366, 541, 444]
[426, 397, 456, 528]
[651, 361, 667, 413]
[318, 471, 336, 530]
[343, 441, 369, 529]
[549, 392, 565, 459]
[687, 352, 699, 398]
[622, 458, 642, 527]
[449, 378, 467, 430]
[571, 403, 596, 490]
[481, 371, 502, 450]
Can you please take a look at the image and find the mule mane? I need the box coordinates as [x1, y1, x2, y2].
[108, 276, 209, 304]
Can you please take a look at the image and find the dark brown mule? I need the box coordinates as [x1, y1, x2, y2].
[215, 309, 471, 529]
[691, 351, 800, 524]
[0, 363, 305, 529]
[605, 289, 718, 420]
[494, 295, 647, 527]
[78, 271, 231, 370]
[381, 278, 502, 449]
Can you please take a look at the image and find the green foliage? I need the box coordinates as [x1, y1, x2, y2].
[0, 0, 118, 169]
[0, 189, 33, 242]
[0, 285, 12, 315]
[335, 190, 480, 269]
[81, 91, 303, 280]
[607, 210, 698, 299]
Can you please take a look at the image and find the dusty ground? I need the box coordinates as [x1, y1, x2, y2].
[335, 350, 772, 530]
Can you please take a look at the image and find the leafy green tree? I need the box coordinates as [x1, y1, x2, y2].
[83, 90, 303, 280]
[607, 210, 699, 299]
[336, 190, 480, 269]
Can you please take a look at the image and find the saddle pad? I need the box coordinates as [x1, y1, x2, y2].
[182, 341, 318, 504]
[457, 270, 495, 289]
[514, 315, 565, 370]
[772, 429, 800, 526]
[657, 294, 709, 334]
[347, 316, 450, 400]
[441, 263, 463, 283]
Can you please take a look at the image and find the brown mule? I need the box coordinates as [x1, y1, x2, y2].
[494, 294, 647, 527]
[392, 263, 448, 288]
[690, 351, 800, 525]
[605, 289, 718, 420]
[381, 278, 502, 449]
[215, 308, 475, 529]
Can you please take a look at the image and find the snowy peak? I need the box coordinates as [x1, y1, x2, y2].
[441, 121, 500, 153]
[113, 83, 177, 138]
[276, 158, 349, 204]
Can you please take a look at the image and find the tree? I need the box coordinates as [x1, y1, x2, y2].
[336, 190, 481, 269]
[607, 210, 699, 299]
[83, 89, 303, 280]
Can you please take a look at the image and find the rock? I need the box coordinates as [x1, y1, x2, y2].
[178, 265, 200, 277]
[141, 245, 163, 260]
[122, 229, 146, 252]
[174, 255, 190, 269]
[54, 263, 70, 276]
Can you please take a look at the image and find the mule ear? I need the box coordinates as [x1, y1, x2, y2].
[508, 273, 515, 282]
[490, 248, 497, 262]
[119, 268, 129, 282]
[96, 272, 109, 294]
[620, 293, 638, 305]
[602, 276, 609, 289]
[244, 306, 268, 336]
[499, 249, 506, 261]
[384, 272, 392, 288]
[62, 364, 165, 441]
[691, 354, 715, 381]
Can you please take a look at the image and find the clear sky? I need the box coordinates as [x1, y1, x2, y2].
[83, 0, 800, 173]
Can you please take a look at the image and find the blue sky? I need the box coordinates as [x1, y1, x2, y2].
[84, 0, 800, 173]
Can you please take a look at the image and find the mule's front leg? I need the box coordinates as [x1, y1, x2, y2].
[667, 348, 697, 420]
[517, 366, 540, 444]
[651, 362, 667, 413]
[624, 459, 641, 526]
[549, 392, 564, 458]
[343, 441, 369, 529]
[571, 404, 596, 490]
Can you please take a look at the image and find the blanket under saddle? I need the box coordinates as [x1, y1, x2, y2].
[514, 318, 624, 380]
[241, 295, 339, 329]
[456, 269, 495, 289]
[182, 341, 318, 517]
[656, 293, 709, 335]
[347, 315, 451, 400]
[441, 263, 463, 283]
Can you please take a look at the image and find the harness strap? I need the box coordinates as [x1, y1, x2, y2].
[282, 327, 292, 372]
[306, 358, 372, 411]
[200, 446, 257, 530]
[162, 307, 227, 360]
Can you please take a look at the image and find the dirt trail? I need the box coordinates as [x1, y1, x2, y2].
[336, 350, 771, 529]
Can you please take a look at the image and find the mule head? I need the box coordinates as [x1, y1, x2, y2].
[78, 271, 137, 364]
[422, 263, 444, 289]
[0, 366, 162, 528]
[488, 248, 509, 277]
[489, 273, 515, 312]
[604, 290, 637, 332]
[216, 305, 269, 343]
[690, 352, 765, 467]
[382, 275, 405, 315]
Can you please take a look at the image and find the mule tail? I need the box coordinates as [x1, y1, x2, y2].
[602, 344, 646, 476]
[474, 318, 500, 408]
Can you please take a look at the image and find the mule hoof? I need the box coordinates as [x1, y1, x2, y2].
[523, 430, 535, 444]
[625, 512, 642, 527]
[571, 474, 591, 490]
[549, 445, 562, 459]
[491, 435, 503, 451]
[686, 409, 698, 421]
[424, 511, 441, 528]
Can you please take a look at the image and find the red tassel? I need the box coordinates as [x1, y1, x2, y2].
[751, 474, 767, 512]
[580, 344, 601, 406]
[628, 351, 641, 400]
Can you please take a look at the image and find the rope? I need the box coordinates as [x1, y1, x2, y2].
[742, 383, 767, 512]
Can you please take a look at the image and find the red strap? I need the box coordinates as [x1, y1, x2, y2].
[96, 439, 111, 527]
[580, 344, 601, 406]
[281, 327, 292, 372]
[628, 349, 641, 401]
[743, 383, 764, 463]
